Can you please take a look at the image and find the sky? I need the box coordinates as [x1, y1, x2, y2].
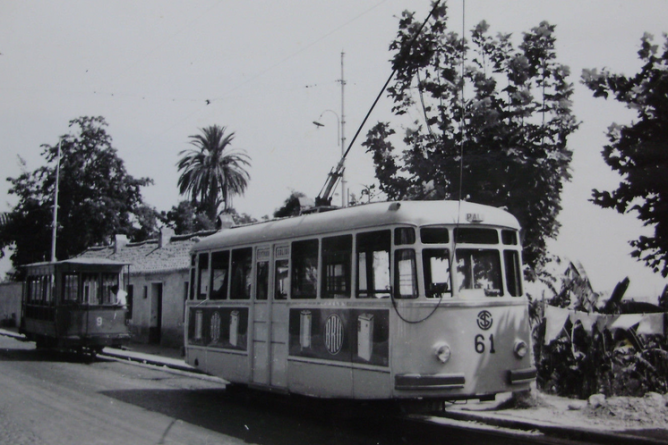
[1, 0, 667, 300]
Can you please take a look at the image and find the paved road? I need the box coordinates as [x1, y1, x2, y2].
[0, 335, 589, 445]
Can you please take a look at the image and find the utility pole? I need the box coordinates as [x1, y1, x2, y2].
[338, 51, 347, 207]
[51, 140, 61, 262]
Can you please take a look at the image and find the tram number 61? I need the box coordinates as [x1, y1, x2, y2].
[474, 334, 496, 354]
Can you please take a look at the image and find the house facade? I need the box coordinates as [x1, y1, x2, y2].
[78, 228, 214, 348]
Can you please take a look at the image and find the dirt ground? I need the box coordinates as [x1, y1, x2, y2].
[493, 390, 668, 431]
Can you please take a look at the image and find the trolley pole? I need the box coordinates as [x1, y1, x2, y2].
[51, 140, 61, 262]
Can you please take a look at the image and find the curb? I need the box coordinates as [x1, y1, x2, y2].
[100, 348, 199, 374]
[440, 409, 668, 445]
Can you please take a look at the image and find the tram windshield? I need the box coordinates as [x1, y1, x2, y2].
[455, 248, 503, 296]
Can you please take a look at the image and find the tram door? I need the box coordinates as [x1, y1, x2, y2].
[251, 246, 272, 385]
[250, 244, 289, 388]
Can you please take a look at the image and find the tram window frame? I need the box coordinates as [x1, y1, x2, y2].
[502, 230, 518, 245]
[210, 250, 230, 300]
[420, 227, 450, 244]
[197, 252, 209, 300]
[394, 227, 416, 245]
[101, 273, 118, 305]
[454, 228, 499, 244]
[291, 239, 319, 299]
[82, 273, 100, 305]
[275, 259, 289, 300]
[256, 261, 269, 300]
[455, 248, 503, 297]
[357, 230, 391, 299]
[504, 250, 523, 297]
[423, 249, 452, 298]
[230, 248, 253, 300]
[62, 273, 79, 303]
[394, 249, 418, 299]
[321, 234, 352, 299]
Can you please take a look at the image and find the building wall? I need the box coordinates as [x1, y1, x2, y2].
[0, 282, 22, 327]
[127, 269, 189, 348]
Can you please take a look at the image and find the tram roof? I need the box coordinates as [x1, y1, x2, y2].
[193, 200, 520, 252]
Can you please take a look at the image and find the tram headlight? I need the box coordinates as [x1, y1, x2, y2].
[434, 342, 452, 364]
[513, 340, 528, 359]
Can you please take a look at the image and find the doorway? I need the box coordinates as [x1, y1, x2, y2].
[149, 282, 163, 344]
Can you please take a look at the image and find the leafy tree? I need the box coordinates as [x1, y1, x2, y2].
[177, 125, 251, 223]
[0, 116, 154, 269]
[362, 3, 579, 273]
[161, 200, 216, 234]
[274, 191, 309, 218]
[582, 33, 668, 276]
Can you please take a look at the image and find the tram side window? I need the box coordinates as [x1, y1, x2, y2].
[322, 235, 352, 299]
[502, 230, 518, 245]
[275, 259, 289, 300]
[504, 250, 523, 297]
[83, 273, 100, 304]
[197, 253, 209, 300]
[210, 251, 230, 300]
[455, 249, 503, 297]
[291, 239, 319, 299]
[256, 261, 269, 300]
[395, 249, 418, 298]
[231, 248, 253, 299]
[101, 274, 118, 304]
[423, 249, 452, 298]
[63, 273, 79, 302]
[357, 230, 391, 298]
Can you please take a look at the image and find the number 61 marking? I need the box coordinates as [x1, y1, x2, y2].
[475, 334, 495, 354]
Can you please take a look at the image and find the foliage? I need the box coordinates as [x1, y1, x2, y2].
[0, 116, 154, 270]
[274, 191, 308, 218]
[160, 200, 216, 234]
[535, 315, 668, 399]
[582, 33, 668, 276]
[362, 3, 579, 273]
[177, 125, 251, 223]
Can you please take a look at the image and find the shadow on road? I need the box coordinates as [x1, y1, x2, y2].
[0, 346, 104, 364]
[99, 387, 476, 445]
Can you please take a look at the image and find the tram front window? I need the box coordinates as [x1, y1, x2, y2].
[357, 230, 391, 298]
[63, 273, 79, 302]
[423, 249, 451, 298]
[455, 249, 503, 296]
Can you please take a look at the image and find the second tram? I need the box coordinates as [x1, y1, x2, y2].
[184, 200, 536, 401]
[20, 258, 131, 354]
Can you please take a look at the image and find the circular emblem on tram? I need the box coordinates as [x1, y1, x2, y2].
[210, 312, 221, 342]
[476, 310, 493, 330]
[324, 314, 344, 355]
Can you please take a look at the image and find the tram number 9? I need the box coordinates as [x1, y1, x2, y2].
[474, 334, 496, 354]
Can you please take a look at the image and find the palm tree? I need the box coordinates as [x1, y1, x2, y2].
[176, 125, 251, 223]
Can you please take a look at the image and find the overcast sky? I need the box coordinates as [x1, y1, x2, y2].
[1, 1, 667, 299]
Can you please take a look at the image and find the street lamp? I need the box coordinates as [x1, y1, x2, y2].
[313, 109, 346, 207]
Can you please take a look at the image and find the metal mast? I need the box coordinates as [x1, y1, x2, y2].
[50, 141, 61, 262]
[339, 51, 347, 207]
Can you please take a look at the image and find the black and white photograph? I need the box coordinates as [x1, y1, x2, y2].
[0, 1, 667, 443]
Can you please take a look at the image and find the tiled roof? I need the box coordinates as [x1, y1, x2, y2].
[77, 232, 213, 274]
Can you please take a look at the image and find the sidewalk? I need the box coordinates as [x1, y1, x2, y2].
[438, 390, 668, 445]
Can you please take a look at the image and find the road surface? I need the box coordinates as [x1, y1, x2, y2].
[0, 335, 585, 445]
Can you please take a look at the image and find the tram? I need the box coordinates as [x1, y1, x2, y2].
[20, 258, 131, 354]
[184, 200, 536, 402]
